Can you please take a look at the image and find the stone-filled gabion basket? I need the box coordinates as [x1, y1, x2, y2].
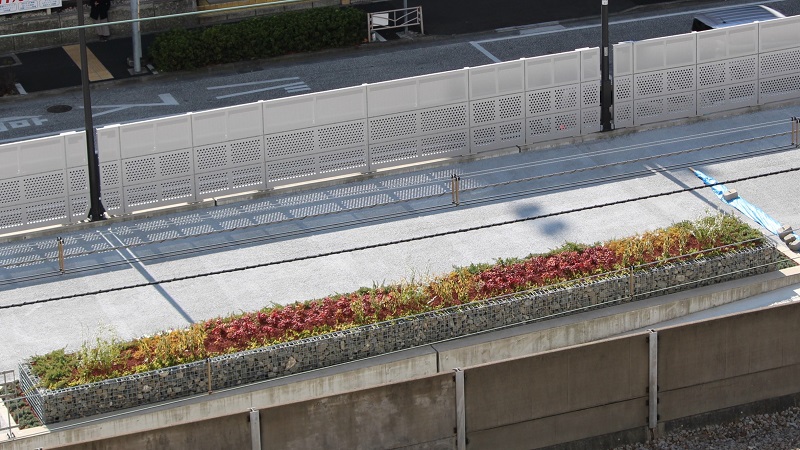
[19, 243, 781, 424]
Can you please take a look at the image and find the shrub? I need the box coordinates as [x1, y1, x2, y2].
[148, 7, 367, 71]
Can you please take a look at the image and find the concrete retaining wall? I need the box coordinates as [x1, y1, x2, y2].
[17, 244, 781, 424]
[5, 262, 799, 450]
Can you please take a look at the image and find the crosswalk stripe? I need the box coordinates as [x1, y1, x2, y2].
[62, 44, 114, 82]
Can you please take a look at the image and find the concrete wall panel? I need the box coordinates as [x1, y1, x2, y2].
[54, 413, 250, 450]
[465, 334, 648, 431]
[260, 373, 455, 450]
[659, 363, 800, 422]
[466, 398, 646, 450]
[658, 302, 800, 391]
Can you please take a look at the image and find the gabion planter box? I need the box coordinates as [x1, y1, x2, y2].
[19, 244, 781, 424]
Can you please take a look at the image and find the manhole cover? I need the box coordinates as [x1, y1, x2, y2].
[47, 105, 72, 113]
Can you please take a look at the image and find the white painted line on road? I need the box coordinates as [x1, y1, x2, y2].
[0, 116, 47, 133]
[468, 0, 786, 62]
[206, 77, 301, 90]
[470, 41, 501, 63]
[88, 94, 179, 117]
[14, 83, 26, 95]
[214, 82, 309, 99]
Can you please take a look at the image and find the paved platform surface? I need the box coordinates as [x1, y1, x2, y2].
[0, 101, 799, 372]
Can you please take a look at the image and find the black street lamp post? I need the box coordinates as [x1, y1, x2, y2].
[601, 0, 612, 131]
[76, 0, 106, 221]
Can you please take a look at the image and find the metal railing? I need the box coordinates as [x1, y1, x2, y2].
[368, 6, 423, 42]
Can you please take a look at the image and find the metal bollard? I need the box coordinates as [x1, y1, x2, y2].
[795, 117, 800, 148]
[57, 237, 65, 274]
[450, 174, 461, 206]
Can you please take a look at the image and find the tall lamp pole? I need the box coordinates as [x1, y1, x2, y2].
[76, 0, 107, 221]
[600, 0, 612, 131]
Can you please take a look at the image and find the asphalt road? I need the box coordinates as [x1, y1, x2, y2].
[2, 0, 799, 143]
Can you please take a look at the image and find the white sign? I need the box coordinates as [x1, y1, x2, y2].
[0, 0, 62, 15]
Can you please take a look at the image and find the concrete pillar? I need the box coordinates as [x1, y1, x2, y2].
[454, 368, 466, 450]
[648, 330, 658, 433]
[250, 408, 261, 450]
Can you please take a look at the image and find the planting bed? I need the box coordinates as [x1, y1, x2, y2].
[18, 214, 790, 423]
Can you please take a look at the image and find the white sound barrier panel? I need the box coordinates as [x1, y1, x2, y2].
[0, 135, 65, 179]
[760, 73, 800, 104]
[634, 33, 696, 74]
[614, 42, 633, 77]
[525, 51, 581, 90]
[266, 146, 368, 186]
[370, 130, 468, 170]
[527, 85, 580, 117]
[122, 148, 196, 212]
[123, 176, 196, 211]
[471, 121, 525, 152]
[581, 48, 601, 82]
[698, 81, 759, 115]
[118, 114, 193, 159]
[369, 103, 468, 144]
[759, 48, 800, 79]
[195, 137, 266, 197]
[527, 111, 581, 143]
[95, 126, 124, 215]
[469, 94, 525, 152]
[634, 66, 697, 99]
[264, 118, 368, 186]
[634, 92, 696, 125]
[614, 102, 634, 129]
[263, 86, 367, 134]
[696, 56, 758, 114]
[614, 76, 633, 103]
[367, 69, 469, 117]
[192, 103, 263, 147]
[758, 15, 800, 54]
[468, 60, 525, 100]
[696, 24, 758, 63]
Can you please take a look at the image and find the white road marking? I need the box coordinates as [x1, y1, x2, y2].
[468, 0, 787, 62]
[88, 94, 179, 117]
[206, 77, 302, 89]
[212, 81, 310, 99]
[0, 116, 47, 133]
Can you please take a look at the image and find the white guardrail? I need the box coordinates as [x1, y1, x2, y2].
[1, 16, 799, 234]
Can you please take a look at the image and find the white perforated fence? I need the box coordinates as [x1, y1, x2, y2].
[613, 15, 800, 128]
[2, 17, 800, 234]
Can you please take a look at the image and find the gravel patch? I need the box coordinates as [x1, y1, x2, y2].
[614, 407, 800, 450]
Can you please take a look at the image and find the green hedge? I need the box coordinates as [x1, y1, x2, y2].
[148, 7, 367, 71]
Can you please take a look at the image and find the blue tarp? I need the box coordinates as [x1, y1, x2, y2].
[691, 168, 784, 236]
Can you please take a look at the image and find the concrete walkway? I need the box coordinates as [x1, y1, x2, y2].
[1, 102, 799, 372]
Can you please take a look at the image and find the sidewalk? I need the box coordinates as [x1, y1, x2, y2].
[8, 34, 157, 94]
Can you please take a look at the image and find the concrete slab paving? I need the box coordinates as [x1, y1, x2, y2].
[1, 103, 799, 372]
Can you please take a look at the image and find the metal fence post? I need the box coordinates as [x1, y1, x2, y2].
[454, 368, 466, 450]
[1, 370, 15, 439]
[648, 330, 659, 435]
[629, 265, 635, 300]
[207, 359, 212, 394]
